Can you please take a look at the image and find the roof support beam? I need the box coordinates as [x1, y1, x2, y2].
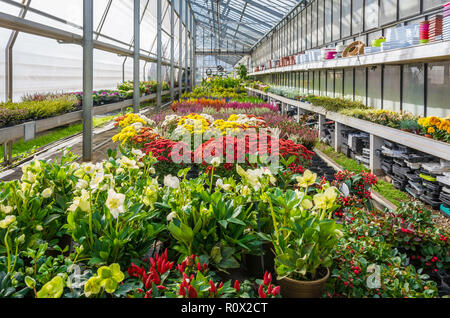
[240, 0, 284, 19]
[191, 1, 271, 31]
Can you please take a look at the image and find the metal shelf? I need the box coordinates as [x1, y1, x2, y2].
[246, 87, 450, 162]
[249, 41, 450, 76]
[0, 89, 176, 145]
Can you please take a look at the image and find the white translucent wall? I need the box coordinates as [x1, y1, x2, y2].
[0, 0, 191, 102]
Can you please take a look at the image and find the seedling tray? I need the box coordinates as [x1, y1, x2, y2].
[405, 172, 422, 182]
[422, 180, 441, 192]
[405, 186, 421, 198]
[420, 195, 442, 209]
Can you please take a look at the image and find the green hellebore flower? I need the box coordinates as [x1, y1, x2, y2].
[36, 276, 64, 298]
[85, 263, 125, 297]
[84, 276, 102, 297]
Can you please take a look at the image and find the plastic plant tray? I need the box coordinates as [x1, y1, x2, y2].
[441, 204, 450, 219]
[420, 173, 437, 182]
[424, 190, 441, 200]
[437, 175, 450, 187]
[393, 159, 407, 167]
[393, 165, 411, 176]
[420, 195, 442, 209]
[382, 165, 392, 175]
[422, 180, 442, 192]
[405, 172, 422, 182]
[405, 186, 421, 198]
[408, 181, 425, 193]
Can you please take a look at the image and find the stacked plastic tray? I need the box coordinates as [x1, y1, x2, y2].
[444, 2, 450, 41]
[429, 15, 443, 42]
[377, 140, 450, 210]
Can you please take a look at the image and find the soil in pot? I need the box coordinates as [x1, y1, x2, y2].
[277, 267, 330, 298]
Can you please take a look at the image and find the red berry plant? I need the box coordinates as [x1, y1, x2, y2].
[331, 170, 377, 218]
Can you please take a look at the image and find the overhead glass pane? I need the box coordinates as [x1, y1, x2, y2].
[327, 70, 334, 97]
[306, 5, 311, 49]
[365, 0, 379, 30]
[427, 62, 450, 117]
[341, 0, 351, 38]
[318, 0, 324, 46]
[399, 0, 420, 19]
[423, 0, 448, 11]
[312, 0, 318, 48]
[354, 67, 366, 104]
[367, 66, 382, 109]
[332, 0, 341, 40]
[380, 0, 398, 26]
[383, 65, 401, 112]
[352, 0, 363, 35]
[335, 69, 343, 98]
[403, 63, 425, 116]
[325, 0, 332, 43]
[315, 70, 321, 95]
[344, 68, 354, 100]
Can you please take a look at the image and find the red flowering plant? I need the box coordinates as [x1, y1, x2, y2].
[331, 170, 377, 217]
[125, 250, 270, 298]
[142, 138, 193, 178]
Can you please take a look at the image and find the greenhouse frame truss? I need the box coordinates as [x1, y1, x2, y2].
[0, 0, 197, 161]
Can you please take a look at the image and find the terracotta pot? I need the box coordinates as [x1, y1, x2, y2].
[425, 134, 433, 139]
[277, 268, 330, 298]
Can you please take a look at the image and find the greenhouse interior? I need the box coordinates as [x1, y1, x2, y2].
[1, 0, 450, 303]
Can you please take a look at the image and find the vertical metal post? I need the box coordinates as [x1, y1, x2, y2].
[156, 0, 162, 108]
[133, 0, 140, 113]
[190, 12, 193, 91]
[185, 2, 189, 92]
[193, 22, 197, 88]
[83, 0, 93, 162]
[178, 1, 183, 96]
[5, 0, 31, 102]
[170, 0, 175, 102]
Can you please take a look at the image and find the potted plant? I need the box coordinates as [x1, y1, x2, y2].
[267, 171, 343, 298]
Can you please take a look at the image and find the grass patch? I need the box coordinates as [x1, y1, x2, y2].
[315, 143, 368, 173]
[315, 142, 410, 207]
[0, 115, 116, 164]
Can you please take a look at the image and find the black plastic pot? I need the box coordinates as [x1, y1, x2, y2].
[243, 242, 275, 278]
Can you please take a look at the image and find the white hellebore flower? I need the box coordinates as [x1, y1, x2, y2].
[118, 157, 139, 170]
[90, 173, 104, 192]
[211, 157, 222, 168]
[0, 215, 16, 228]
[105, 189, 126, 219]
[82, 163, 96, 175]
[164, 175, 180, 189]
[132, 149, 145, 160]
[166, 212, 177, 222]
[0, 205, 13, 214]
[42, 188, 53, 199]
[216, 178, 224, 189]
[76, 179, 89, 190]
[36, 225, 43, 232]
